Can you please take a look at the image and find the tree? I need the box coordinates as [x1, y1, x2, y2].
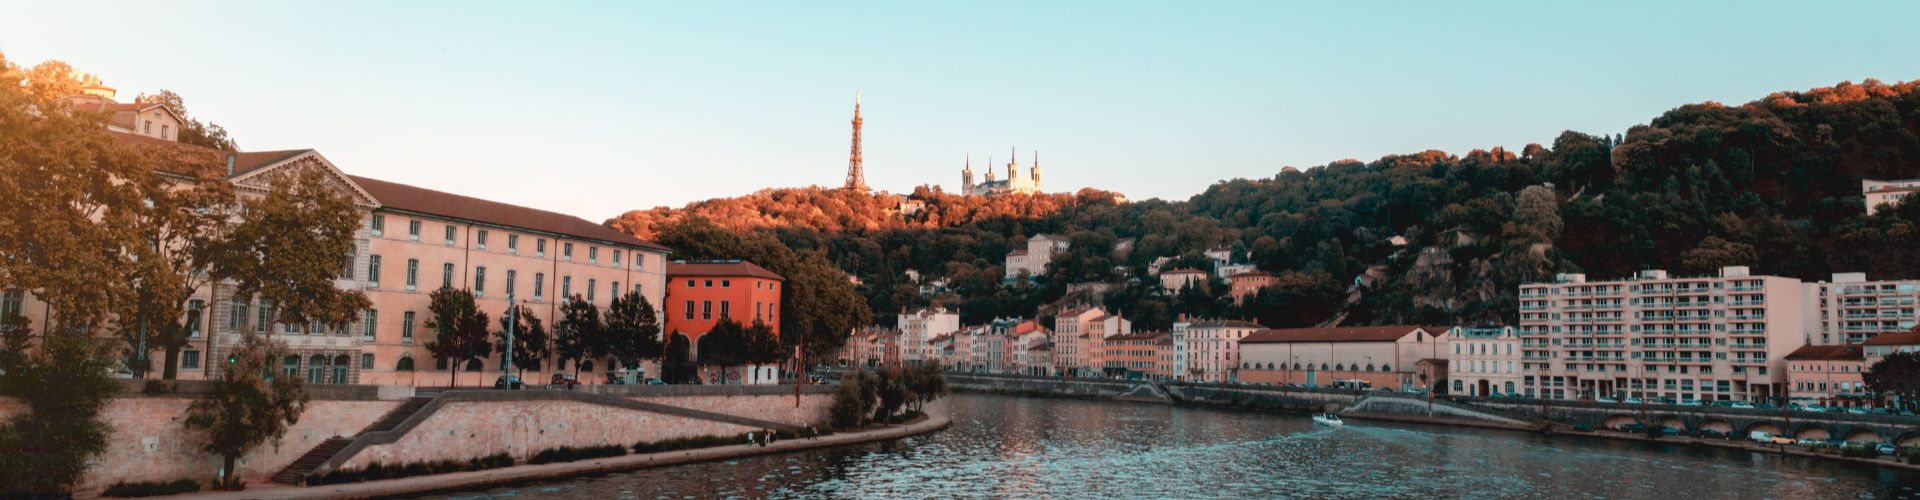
[902, 362, 948, 413]
[121, 138, 236, 379]
[184, 334, 308, 489]
[135, 89, 237, 150]
[1865, 352, 1920, 412]
[422, 287, 491, 386]
[662, 333, 695, 383]
[0, 330, 121, 495]
[553, 296, 602, 377]
[209, 167, 370, 337]
[647, 219, 870, 362]
[697, 319, 749, 382]
[497, 305, 548, 377]
[603, 289, 663, 373]
[743, 320, 783, 365]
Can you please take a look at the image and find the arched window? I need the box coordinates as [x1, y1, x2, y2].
[1366, 364, 1375, 372]
[1335, 364, 1345, 371]
[581, 359, 596, 373]
[1381, 364, 1391, 372]
[1320, 363, 1328, 370]
[331, 354, 351, 384]
[463, 358, 483, 372]
[396, 357, 415, 371]
[307, 354, 327, 384]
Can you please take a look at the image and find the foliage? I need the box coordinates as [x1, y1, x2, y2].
[307, 453, 514, 486]
[101, 479, 201, 497]
[423, 286, 491, 385]
[0, 331, 122, 496]
[135, 89, 237, 150]
[901, 363, 949, 412]
[1864, 352, 1920, 411]
[662, 333, 695, 383]
[497, 305, 548, 376]
[527, 444, 627, 464]
[183, 333, 310, 489]
[553, 295, 603, 376]
[641, 218, 870, 361]
[744, 320, 783, 364]
[632, 433, 754, 454]
[603, 289, 664, 370]
[829, 371, 879, 430]
[696, 319, 748, 368]
[209, 167, 370, 331]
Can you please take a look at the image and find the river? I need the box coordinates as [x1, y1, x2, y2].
[420, 393, 1920, 499]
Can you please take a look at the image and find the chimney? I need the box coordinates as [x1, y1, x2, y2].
[225, 154, 236, 176]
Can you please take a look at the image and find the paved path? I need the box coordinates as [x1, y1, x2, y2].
[168, 414, 952, 500]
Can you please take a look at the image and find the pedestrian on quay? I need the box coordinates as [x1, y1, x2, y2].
[747, 432, 755, 446]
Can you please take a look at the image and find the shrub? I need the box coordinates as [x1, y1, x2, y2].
[632, 434, 751, 454]
[528, 445, 627, 465]
[307, 452, 515, 485]
[140, 380, 171, 395]
[101, 479, 199, 497]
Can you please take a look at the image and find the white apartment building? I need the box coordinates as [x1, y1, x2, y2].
[1803, 273, 1920, 345]
[1518, 266, 1805, 403]
[1448, 326, 1523, 396]
[898, 307, 960, 366]
[1862, 178, 1920, 215]
[1004, 234, 1069, 280]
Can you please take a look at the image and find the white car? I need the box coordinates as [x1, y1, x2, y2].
[1594, 396, 1618, 404]
[1623, 397, 1644, 404]
[1726, 401, 1756, 409]
[1802, 404, 1828, 412]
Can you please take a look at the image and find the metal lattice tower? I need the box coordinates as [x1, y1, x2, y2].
[844, 91, 868, 192]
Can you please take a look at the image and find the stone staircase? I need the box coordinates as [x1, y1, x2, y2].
[270, 437, 352, 485]
[269, 396, 435, 485]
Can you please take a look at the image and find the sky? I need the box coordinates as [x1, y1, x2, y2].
[6, 1, 1920, 221]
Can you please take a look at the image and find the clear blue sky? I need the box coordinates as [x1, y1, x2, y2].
[7, 1, 1919, 221]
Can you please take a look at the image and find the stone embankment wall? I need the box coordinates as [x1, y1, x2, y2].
[944, 373, 1366, 412]
[0, 396, 397, 492]
[0, 384, 833, 493]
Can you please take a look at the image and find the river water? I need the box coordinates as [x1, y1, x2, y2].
[422, 393, 1920, 499]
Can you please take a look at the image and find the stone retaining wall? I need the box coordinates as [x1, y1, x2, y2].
[341, 400, 758, 469]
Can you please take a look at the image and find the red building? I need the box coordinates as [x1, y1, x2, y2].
[664, 260, 784, 344]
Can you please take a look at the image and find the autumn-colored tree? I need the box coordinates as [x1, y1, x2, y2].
[135, 89, 238, 150]
[208, 167, 370, 341]
[496, 304, 548, 377]
[183, 333, 308, 489]
[422, 287, 491, 386]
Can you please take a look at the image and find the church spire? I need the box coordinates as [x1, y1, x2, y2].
[1031, 150, 1041, 184]
[844, 90, 868, 192]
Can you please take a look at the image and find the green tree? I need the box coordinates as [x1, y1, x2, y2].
[0, 330, 121, 495]
[662, 333, 695, 383]
[744, 320, 783, 365]
[697, 319, 748, 381]
[208, 167, 370, 337]
[553, 296, 603, 377]
[183, 333, 308, 489]
[603, 290, 664, 373]
[1865, 352, 1920, 412]
[497, 304, 548, 377]
[422, 287, 491, 386]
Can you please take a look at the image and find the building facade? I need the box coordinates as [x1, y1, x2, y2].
[1518, 266, 1805, 403]
[1103, 331, 1169, 379]
[663, 260, 783, 347]
[1183, 320, 1262, 383]
[960, 149, 1042, 196]
[1784, 344, 1868, 408]
[1004, 234, 1069, 280]
[898, 307, 960, 366]
[1228, 271, 1276, 305]
[1447, 326, 1522, 396]
[1862, 178, 1920, 215]
[1237, 326, 1449, 390]
[1803, 273, 1919, 345]
[1159, 268, 1208, 293]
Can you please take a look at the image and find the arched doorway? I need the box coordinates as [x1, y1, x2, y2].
[1844, 429, 1883, 445]
[1697, 419, 1733, 434]
[1503, 381, 1516, 395]
[1603, 415, 1640, 430]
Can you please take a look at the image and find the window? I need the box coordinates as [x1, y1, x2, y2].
[182, 351, 200, 369]
[704, 280, 713, 288]
[396, 357, 415, 371]
[534, 273, 545, 299]
[720, 301, 730, 319]
[371, 214, 385, 236]
[702, 300, 712, 320]
[474, 267, 487, 296]
[257, 300, 273, 331]
[406, 259, 419, 290]
[589, 246, 598, 264]
[612, 251, 620, 267]
[685, 301, 695, 320]
[408, 220, 421, 240]
[402, 311, 415, 341]
[686, 279, 696, 287]
[367, 255, 382, 286]
[342, 248, 356, 279]
[363, 309, 377, 338]
[186, 300, 204, 338]
[228, 299, 248, 332]
[506, 270, 517, 297]
[442, 263, 455, 288]
[537, 238, 547, 257]
[161, 124, 170, 137]
[361, 353, 374, 369]
[444, 225, 456, 246]
[0, 289, 22, 330]
[562, 276, 573, 299]
[563, 242, 574, 261]
[612, 281, 620, 298]
[477, 229, 488, 250]
[587, 279, 597, 302]
[508, 234, 518, 253]
[722, 280, 731, 288]
[634, 253, 644, 270]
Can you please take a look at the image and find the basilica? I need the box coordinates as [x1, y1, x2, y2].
[961, 148, 1042, 196]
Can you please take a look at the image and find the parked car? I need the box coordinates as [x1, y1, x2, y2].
[1803, 404, 1828, 412]
[1594, 396, 1618, 404]
[1617, 423, 1648, 432]
[1877, 444, 1898, 456]
[1726, 401, 1756, 410]
[549, 373, 582, 390]
[1696, 429, 1726, 439]
[1679, 399, 1704, 407]
[493, 374, 524, 390]
[1572, 424, 1595, 432]
[1749, 431, 1775, 443]
[1797, 438, 1822, 447]
[1771, 437, 1795, 445]
[645, 378, 666, 385]
[1623, 397, 1644, 404]
[1846, 407, 1869, 415]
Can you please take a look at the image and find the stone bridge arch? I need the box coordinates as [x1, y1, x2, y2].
[1743, 421, 1782, 437]
[1843, 428, 1884, 445]
[1696, 418, 1733, 434]
[1654, 415, 1685, 431]
[1602, 414, 1640, 430]
[1896, 432, 1920, 448]
[1790, 424, 1832, 441]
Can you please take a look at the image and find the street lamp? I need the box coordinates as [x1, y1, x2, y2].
[501, 293, 515, 383]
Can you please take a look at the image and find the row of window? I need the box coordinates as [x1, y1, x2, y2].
[681, 299, 776, 323]
[353, 256, 626, 302]
[368, 214, 644, 270]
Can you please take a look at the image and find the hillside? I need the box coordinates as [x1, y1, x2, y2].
[607, 79, 1920, 330]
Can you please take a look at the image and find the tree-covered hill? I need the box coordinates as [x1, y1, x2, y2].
[608, 79, 1920, 330]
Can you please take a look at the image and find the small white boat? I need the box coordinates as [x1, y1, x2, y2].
[1313, 413, 1344, 426]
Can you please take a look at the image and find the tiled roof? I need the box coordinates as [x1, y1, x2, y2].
[1163, 268, 1207, 275]
[1188, 320, 1263, 329]
[108, 131, 309, 178]
[1241, 325, 1438, 343]
[667, 260, 783, 280]
[1107, 331, 1169, 342]
[1864, 331, 1920, 346]
[348, 175, 669, 251]
[1230, 270, 1275, 279]
[1785, 344, 1864, 361]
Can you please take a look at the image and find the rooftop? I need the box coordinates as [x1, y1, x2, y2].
[666, 260, 784, 280]
[350, 175, 669, 251]
[1188, 320, 1263, 329]
[1785, 344, 1864, 361]
[1241, 325, 1439, 344]
[1864, 331, 1920, 346]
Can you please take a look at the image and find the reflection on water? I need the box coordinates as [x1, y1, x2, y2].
[420, 393, 1920, 499]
